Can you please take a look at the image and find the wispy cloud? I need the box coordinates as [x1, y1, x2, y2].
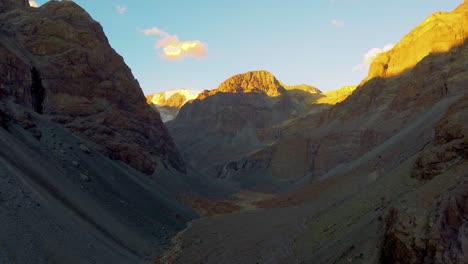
[142, 27, 208, 61]
[143, 27, 167, 36]
[331, 19, 345, 27]
[29, 1, 39, 7]
[353, 43, 394, 71]
[116, 5, 127, 15]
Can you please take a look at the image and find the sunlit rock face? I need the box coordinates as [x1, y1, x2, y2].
[198, 70, 286, 99]
[0, 0, 184, 174]
[368, 1, 468, 80]
[285, 84, 322, 94]
[146, 89, 200, 122]
[316, 85, 357, 105]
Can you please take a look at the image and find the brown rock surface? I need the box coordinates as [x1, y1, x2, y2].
[0, 0, 184, 174]
[198, 70, 286, 98]
[412, 96, 467, 181]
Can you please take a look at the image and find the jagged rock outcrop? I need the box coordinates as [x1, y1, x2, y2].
[0, 0, 184, 174]
[146, 89, 200, 122]
[382, 169, 468, 264]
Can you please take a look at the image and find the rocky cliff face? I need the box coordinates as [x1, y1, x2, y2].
[0, 0, 184, 174]
[198, 70, 286, 99]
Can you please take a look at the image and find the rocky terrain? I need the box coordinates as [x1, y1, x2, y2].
[146, 89, 200, 122]
[0, 0, 466, 264]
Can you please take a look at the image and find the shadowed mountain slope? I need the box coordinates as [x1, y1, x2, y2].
[0, 0, 183, 175]
[0, 1, 197, 263]
[168, 70, 355, 186]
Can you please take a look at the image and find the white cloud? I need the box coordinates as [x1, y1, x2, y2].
[331, 19, 345, 27]
[142, 26, 208, 61]
[29, 1, 39, 7]
[116, 5, 127, 15]
[143, 27, 168, 36]
[353, 43, 394, 71]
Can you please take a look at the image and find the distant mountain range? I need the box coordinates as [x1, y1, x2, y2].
[146, 89, 201, 122]
[146, 79, 356, 122]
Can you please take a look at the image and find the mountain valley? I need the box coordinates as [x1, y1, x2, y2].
[0, 1, 466, 264]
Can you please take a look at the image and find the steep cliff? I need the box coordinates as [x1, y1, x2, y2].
[0, 0, 184, 174]
[0, 2, 196, 263]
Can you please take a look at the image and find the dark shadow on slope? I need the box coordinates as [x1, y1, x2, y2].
[257, 37, 468, 207]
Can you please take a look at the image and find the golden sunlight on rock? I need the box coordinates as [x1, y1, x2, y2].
[316, 85, 357, 105]
[198, 70, 286, 99]
[366, 2, 468, 81]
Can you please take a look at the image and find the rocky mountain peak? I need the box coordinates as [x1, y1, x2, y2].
[211, 70, 286, 97]
[285, 84, 322, 94]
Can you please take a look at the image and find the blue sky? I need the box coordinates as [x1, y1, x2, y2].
[30, 0, 462, 94]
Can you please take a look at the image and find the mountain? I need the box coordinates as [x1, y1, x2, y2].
[0, 2, 197, 263]
[285, 83, 322, 93]
[160, 2, 468, 263]
[316, 85, 357, 105]
[168, 70, 342, 182]
[0, 0, 184, 175]
[146, 89, 200, 122]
